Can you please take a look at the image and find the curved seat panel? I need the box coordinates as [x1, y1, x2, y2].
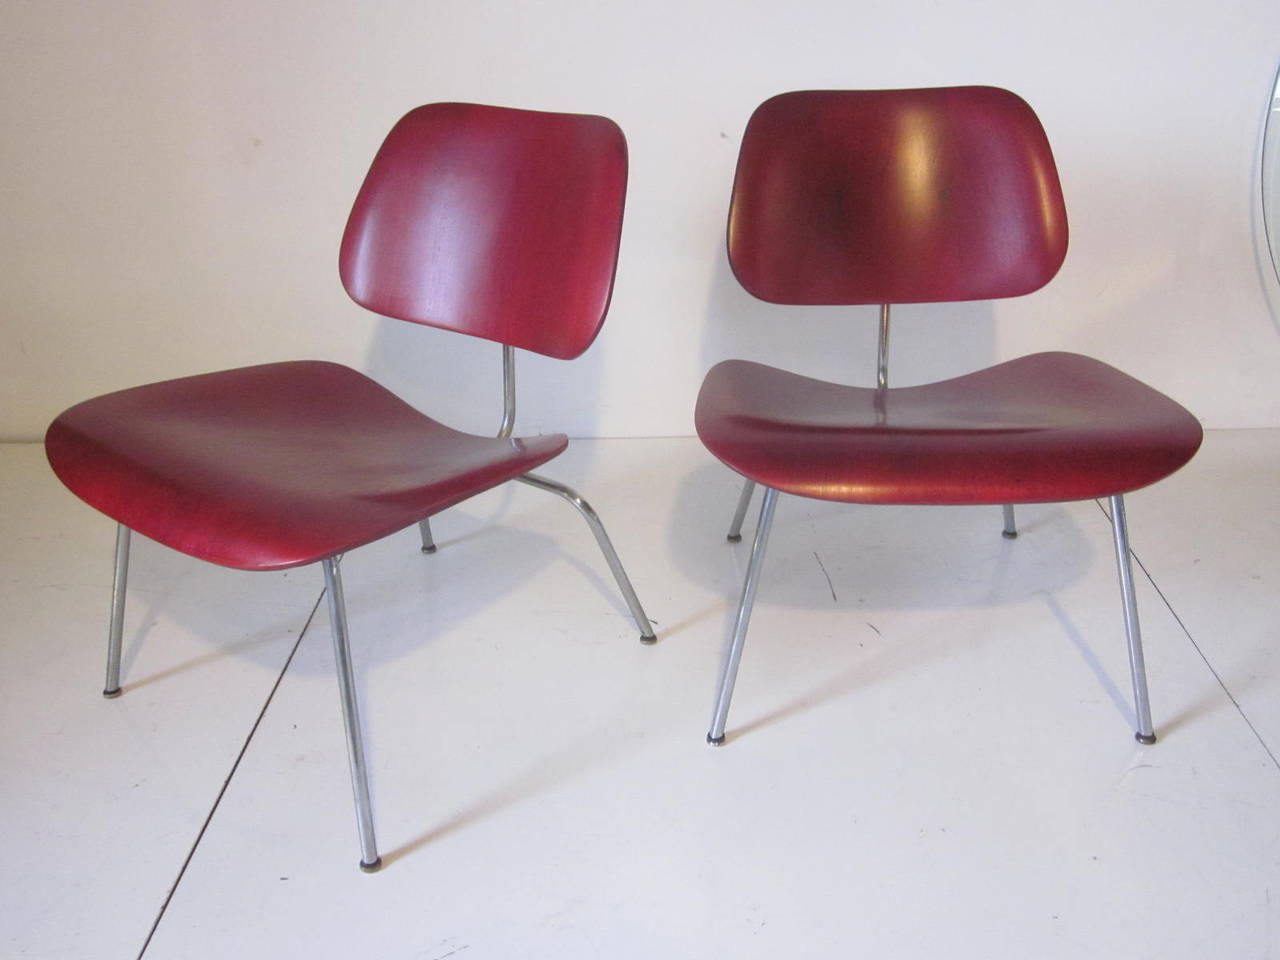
[46, 360, 567, 570]
[695, 352, 1202, 505]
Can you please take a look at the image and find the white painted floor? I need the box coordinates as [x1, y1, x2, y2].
[3, 433, 1278, 958]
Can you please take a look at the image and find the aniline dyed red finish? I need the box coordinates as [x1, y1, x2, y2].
[697, 354, 1202, 505]
[46, 362, 567, 570]
[728, 88, 1068, 305]
[45, 103, 623, 571]
[701, 87, 1201, 505]
[340, 103, 628, 360]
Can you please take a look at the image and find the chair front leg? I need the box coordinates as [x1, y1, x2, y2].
[516, 472, 656, 643]
[708, 485, 779, 745]
[103, 524, 131, 698]
[1107, 495, 1156, 745]
[417, 517, 437, 554]
[727, 479, 757, 542]
[322, 557, 382, 872]
[1001, 504, 1018, 539]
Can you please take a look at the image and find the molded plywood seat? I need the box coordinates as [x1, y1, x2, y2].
[701, 87, 1202, 749]
[46, 361, 567, 571]
[697, 352, 1201, 506]
[45, 102, 654, 873]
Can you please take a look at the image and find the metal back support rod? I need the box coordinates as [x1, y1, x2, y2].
[726, 304, 888, 545]
[498, 344, 516, 439]
[877, 303, 890, 390]
[874, 304, 1016, 537]
[469, 344, 656, 642]
[418, 344, 518, 552]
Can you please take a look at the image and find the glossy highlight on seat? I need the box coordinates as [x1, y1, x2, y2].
[46, 361, 567, 571]
[696, 353, 1203, 505]
[340, 102, 628, 360]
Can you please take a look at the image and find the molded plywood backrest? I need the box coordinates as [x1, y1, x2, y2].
[340, 103, 627, 359]
[728, 87, 1068, 305]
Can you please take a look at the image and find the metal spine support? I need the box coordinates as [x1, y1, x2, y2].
[877, 303, 891, 390]
[322, 557, 382, 872]
[419, 344, 516, 554]
[498, 344, 516, 439]
[1107, 495, 1156, 744]
[708, 486, 780, 744]
[499, 344, 654, 642]
[103, 524, 131, 698]
[516, 472, 656, 643]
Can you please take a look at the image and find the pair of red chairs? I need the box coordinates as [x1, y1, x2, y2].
[46, 88, 1201, 872]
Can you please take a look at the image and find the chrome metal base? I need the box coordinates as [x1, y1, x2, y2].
[1002, 504, 1018, 539]
[726, 479, 756, 543]
[322, 557, 381, 873]
[417, 518, 437, 554]
[703, 490, 1160, 748]
[707, 486, 780, 744]
[104, 524, 131, 697]
[516, 472, 656, 643]
[1108, 494, 1157, 745]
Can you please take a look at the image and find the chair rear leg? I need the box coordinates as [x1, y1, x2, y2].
[321, 557, 382, 872]
[708, 486, 780, 745]
[103, 525, 131, 698]
[417, 518, 437, 554]
[516, 472, 656, 643]
[727, 479, 757, 542]
[1002, 504, 1018, 539]
[1107, 495, 1156, 745]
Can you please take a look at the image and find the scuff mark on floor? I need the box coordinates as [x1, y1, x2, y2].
[813, 551, 837, 602]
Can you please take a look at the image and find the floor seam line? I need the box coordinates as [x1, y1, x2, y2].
[135, 587, 326, 959]
[1095, 500, 1280, 771]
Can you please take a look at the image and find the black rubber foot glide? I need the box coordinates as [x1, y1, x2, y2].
[103, 688, 122, 699]
[421, 545, 438, 554]
[640, 634, 658, 645]
[1002, 530, 1018, 540]
[726, 534, 743, 543]
[706, 733, 725, 746]
[359, 857, 383, 873]
[1134, 732, 1157, 745]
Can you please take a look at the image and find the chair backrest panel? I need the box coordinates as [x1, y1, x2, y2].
[340, 102, 627, 360]
[727, 87, 1068, 305]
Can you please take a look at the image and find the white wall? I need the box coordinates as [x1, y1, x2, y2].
[4, 0, 1280, 440]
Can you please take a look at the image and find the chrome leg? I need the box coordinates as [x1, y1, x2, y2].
[708, 486, 779, 745]
[1002, 504, 1018, 539]
[417, 517, 437, 554]
[516, 472, 656, 643]
[726, 479, 756, 542]
[1108, 495, 1156, 745]
[321, 557, 382, 872]
[103, 525, 131, 698]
